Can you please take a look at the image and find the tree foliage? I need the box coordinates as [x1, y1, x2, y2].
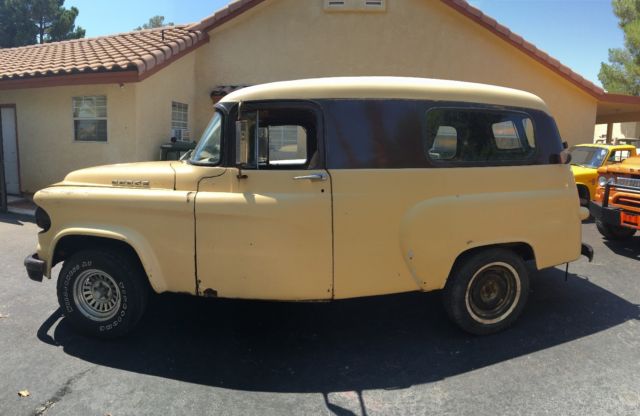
[0, 0, 85, 48]
[135, 15, 173, 31]
[599, 0, 640, 94]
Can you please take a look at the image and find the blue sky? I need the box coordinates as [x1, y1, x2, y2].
[65, 0, 624, 87]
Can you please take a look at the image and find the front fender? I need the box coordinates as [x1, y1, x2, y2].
[47, 226, 169, 293]
[34, 186, 196, 295]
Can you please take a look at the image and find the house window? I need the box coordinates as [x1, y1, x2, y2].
[171, 102, 189, 140]
[72, 96, 107, 142]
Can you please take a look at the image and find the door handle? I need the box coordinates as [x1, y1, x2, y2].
[293, 173, 328, 181]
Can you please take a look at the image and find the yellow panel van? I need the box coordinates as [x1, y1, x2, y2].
[24, 77, 592, 337]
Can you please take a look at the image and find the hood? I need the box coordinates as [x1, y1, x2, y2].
[570, 164, 596, 180]
[597, 156, 640, 175]
[57, 161, 176, 189]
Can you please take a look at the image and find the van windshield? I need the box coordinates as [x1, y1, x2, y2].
[190, 112, 222, 164]
[569, 146, 607, 169]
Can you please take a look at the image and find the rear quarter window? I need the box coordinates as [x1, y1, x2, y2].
[425, 108, 537, 165]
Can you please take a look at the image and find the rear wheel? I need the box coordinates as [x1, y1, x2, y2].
[57, 249, 149, 338]
[443, 248, 530, 335]
[596, 219, 636, 240]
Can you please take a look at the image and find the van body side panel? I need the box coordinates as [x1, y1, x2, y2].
[34, 186, 196, 294]
[329, 165, 581, 298]
[322, 99, 581, 299]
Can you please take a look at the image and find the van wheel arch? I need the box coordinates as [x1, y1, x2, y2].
[449, 243, 536, 276]
[53, 235, 151, 289]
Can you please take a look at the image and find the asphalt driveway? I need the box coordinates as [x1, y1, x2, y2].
[0, 213, 638, 416]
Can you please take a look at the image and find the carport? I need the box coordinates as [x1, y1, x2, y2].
[596, 94, 640, 143]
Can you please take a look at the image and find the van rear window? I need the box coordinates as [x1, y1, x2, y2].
[425, 108, 536, 164]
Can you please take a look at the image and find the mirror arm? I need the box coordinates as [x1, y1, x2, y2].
[236, 101, 248, 178]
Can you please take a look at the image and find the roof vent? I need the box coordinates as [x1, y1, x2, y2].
[324, 0, 386, 12]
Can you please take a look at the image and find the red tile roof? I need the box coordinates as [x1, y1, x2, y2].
[187, 0, 268, 32]
[0, 26, 207, 83]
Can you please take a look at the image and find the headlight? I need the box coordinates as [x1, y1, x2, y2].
[35, 207, 51, 232]
[597, 176, 616, 187]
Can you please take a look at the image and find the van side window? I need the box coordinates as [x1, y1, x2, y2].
[492, 121, 522, 150]
[265, 125, 308, 166]
[523, 118, 535, 148]
[425, 108, 536, 164]
[243, 107, 318, 169]
[428, 126, 457, 160]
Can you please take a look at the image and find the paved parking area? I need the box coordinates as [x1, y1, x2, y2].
[0, 213, 638, 416]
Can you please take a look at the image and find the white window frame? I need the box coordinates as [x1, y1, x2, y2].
[171, 101, 189, 141]
[72, 96, 108, 142]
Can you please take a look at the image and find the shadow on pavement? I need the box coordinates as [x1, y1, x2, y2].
[0, 212, 34, 225]
[603, 236, 640, 261]
[38, 268, 639, 394]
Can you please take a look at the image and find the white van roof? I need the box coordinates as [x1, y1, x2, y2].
[220, 77, 549, 113]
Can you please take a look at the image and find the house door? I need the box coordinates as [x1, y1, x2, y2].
[1, 107, 20, 195]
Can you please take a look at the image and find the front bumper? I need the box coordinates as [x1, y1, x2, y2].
[24, 253, 46, 282]
[589, 201, 622, 226]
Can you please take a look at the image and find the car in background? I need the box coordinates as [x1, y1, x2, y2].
[589, 155, 640, 240]
[568, 144, 636, 206]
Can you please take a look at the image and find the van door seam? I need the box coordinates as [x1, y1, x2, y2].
[327, 168, 335, 299]
[193, 169, 228, 296]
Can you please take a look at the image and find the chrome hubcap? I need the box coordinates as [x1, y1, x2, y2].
[465, 262, 521, 325]
[73, 269, 121, 321]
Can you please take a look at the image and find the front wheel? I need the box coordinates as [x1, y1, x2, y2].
[57, 249, 149, 338]
[443, 248, 530, 335]
[596, 219, 636, 241]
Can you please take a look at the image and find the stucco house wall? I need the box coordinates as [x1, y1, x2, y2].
[0, 84, 137, 192]
[134, 53, 197, 162]
[193, 0, 597, 145]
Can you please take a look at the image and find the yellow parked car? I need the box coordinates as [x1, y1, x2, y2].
[569, 144, 636, 206]
[24, 77, 592, 338]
